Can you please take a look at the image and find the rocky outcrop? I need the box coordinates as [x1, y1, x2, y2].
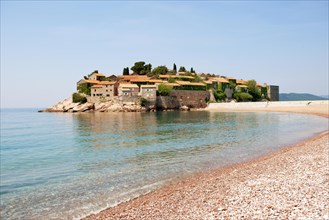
[39, 97, 148, 113]
[40, 98, 82, 112]
[40, 90, 210, 113]
[72, 102, 94, 112]
[180, 105, 190, 111]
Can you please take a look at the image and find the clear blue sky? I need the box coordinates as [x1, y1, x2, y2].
[1, 1, 328, 108]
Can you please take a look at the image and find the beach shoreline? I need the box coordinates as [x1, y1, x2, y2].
[83, 103, 329, 220]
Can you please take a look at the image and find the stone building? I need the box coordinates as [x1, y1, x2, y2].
[88, 72, 105, 81]
[140, 85, 157, 101]
[89, 81, 118, 103]
[267, 85, 279, 101]
[118, 84, 140, 102]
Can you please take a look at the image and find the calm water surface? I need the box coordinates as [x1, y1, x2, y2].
[0, 109, 328, 219]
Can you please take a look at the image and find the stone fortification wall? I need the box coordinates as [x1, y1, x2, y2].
[156, 96, 181, 110]
[157, 90, 210, 109]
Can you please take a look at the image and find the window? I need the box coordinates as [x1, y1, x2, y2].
[106, 90, 108, 92]
[94, 89, 96, 92]
[106, 94, 110, 97]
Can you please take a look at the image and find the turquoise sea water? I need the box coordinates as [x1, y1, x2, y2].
[0, 109, 328, 219]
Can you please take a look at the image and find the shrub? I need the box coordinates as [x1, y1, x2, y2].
[157, 83, 172, 96]
[213, 90, 226, 101]
[229, 81, 236, 89]
[168, 77, 176, 83]
[72, 93, 87, 103]
[140, 97, 148, 106]
[234, 92, 253, 102]
[246, 80, 262, 101]
[77, 83, 91, 95]
[152, 66, 168, 75]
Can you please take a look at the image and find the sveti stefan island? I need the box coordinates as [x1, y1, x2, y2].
[40, 63, 280, 113]
[1, 1, 328, 220]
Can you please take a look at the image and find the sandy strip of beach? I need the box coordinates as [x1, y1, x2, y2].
[83, 104, 329, 220]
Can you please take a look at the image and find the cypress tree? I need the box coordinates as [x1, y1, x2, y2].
[123, 67, 129, 75]
[173, 63, 177, 73]
[179, 66, 186, 72]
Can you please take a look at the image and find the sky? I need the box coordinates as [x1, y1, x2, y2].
[1, 1, 328, 108]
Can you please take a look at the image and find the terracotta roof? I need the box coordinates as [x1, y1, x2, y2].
[91, 85, 102, 88]
[175, 80, 190, 85]
[159, 75, 171, 78]
[212, 77, 229, 83]
[225, 77, 236, 80]
[204, 80, 214, 84]
[176, 76, 194, 79]
[95, 73, 105, 77]
[159, 75, 194, 80]
[84, 80, 100, 84]
[175, 81, 205, 86]
[164, 83, 180, 87]
[237, 85, 248, 88]
[189, 82, 206, 86]
[257, 83, 266, 87]
[119, 75, 149, 79]
[236, 79, 248, 85]
[130, 78, 150, 82]
[119, 83, 139, 88]
[98, 81, 116, 85]
[148, 79, 164, 83]
[141, 85, 157, 88]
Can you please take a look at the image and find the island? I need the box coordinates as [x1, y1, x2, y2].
[40, 62, 279, 113]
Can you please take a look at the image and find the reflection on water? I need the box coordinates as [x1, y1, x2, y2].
[0, 110, 327, 219]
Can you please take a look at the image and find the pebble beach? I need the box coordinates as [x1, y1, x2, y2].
[84, 103, 329, 220]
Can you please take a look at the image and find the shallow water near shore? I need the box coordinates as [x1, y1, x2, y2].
[1, 109, 328, 219]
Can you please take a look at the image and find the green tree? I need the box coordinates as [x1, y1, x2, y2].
[178, 66, 186, 72]
[131, 61, 152, 75]
[72, 93, 87, 103]
[140, 97, 148, 106]
[192, 74, 202, 82]
[246, 80, 261, 101]
[229, 81, 236, 89]
[157, 83, 172, 96]
[168, 77, 176, 83]
[173, 63, 177, 73]
[141, 63, 152, 75]
[131, 61, 146, 74]
[190, 67, 195, 73]
[152, 66, 168, 75]
[213, 90, 226, 101]
[77, 83, 91, 95]
[234, 92, 253, 102]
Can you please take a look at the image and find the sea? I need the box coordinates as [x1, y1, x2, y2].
[0, 109, 328, 219]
